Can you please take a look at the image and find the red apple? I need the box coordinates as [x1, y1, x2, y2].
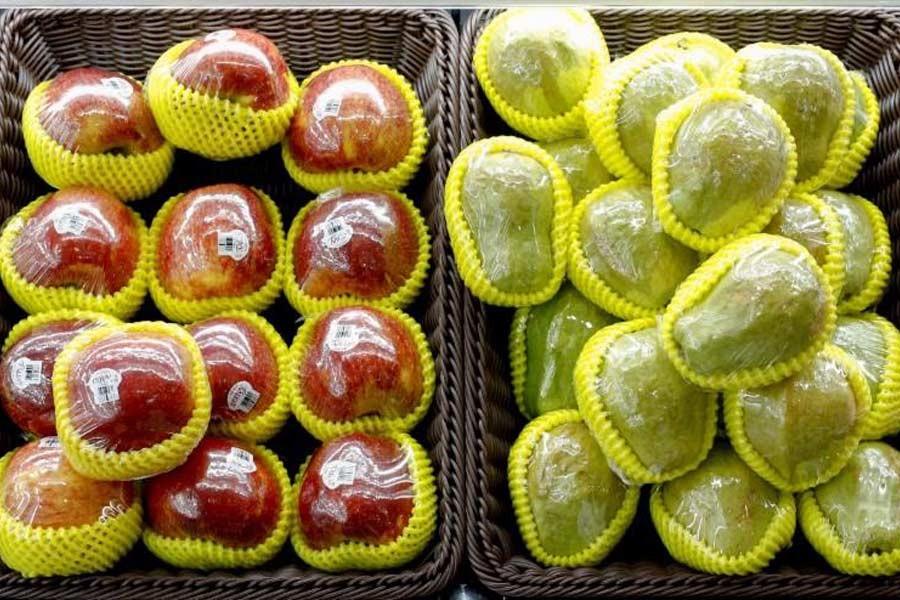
[157, 184, 278, 301]
[287, 64, 413, 173]
[294, 191, 420, 299]
[0, 318, 105, 437]
[187, 317, 279, 423]
[298, 432, 413, 549]
[171, 28, 291, 111]
[300, 306, 424, 422]
[40, 66, 164, 155]
[65, 330, 196, 452]
[144, 436, 281, 547]
[2, 438, 135, 528]
[12, 186, 141, 295]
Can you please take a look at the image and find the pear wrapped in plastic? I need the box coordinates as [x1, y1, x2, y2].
[509, 410, 639, 567]
[445, 137, 571, 306]
[652, 88, 797, 252]
[662, 234, 836, 390]
[575, 319, 717, 484]
[474, 8, 608, 140]
[828, 72, 880, 190]
[586, 47, 707, 181]
[538, 138, 613, 205]
[800, 442, 900, 575]
[815, 191, 890, 314]
[633, 32, 735, 82]
[510, 283, 617, 419]
[832, 314, 900, 439]
[569, 181, 699, 320]
[724, 344, 871, 492]
[718, 43, 854, 192]
[651, 444, 796, 575]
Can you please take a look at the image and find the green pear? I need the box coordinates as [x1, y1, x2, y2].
[818, 191, 875, 300]
[540, 138, 612, 203]
[764, 196, 830, 266]
[832, 316, 887, 402]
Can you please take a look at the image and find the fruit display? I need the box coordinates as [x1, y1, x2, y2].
[21, 66, 174, 201]
[0, 186, 151, 319]
[537, 138, 613, 205]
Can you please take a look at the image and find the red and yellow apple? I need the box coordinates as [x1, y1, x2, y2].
[12, 186, 141, 295]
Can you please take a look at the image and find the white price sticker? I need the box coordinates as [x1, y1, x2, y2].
[316, 216, 353, 249]
[313, 96, 342, 121]
[226, 381, 260, 414]
[38, 436, 61, 449]
[321, 459, 358, 490]
[217, 230, 250, 261]
[52, 211, 88, 236]
[88, 368, 122, 405]
[100, 77, 134, 100]
[10, 357, 42, 390]
[205, 29, 236, 43]
[208, 446, 257, 478]
[325, 323, 361, 353]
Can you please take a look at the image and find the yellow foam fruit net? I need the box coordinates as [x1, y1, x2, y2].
[290, 432, 437, 571]
[827, 71, 881, 190]
[281, 60, 427, 194]
[145, 40, 300, 161]
[508, 409, 640, 567]
[0, 193, 151, 320]
[831, 193, 891, 315]
[22, 81, 174, 202]
[632, 32, 735, 81]
[53, 321, 212, 480]
[0, 451, 143, 578]
[148, 186, 286, 324]
[850, 313, 900, 440]
[289, 306, 435, 441]
[444, 136, 572, 307]
[2, 309, 120, 354]
[203, 310, 292, 443]
[283, 190, 431, 317]
[473, 8, 609, 141]
[143, 443, 292, 569]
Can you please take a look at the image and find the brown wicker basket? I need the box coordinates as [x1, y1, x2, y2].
[0, 7, 463, 599]
[461, 7, 900, 598]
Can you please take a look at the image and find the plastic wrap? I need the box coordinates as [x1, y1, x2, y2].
[832, 314, 900, 439]
[22, 67, 173, 201]
[291, 431, 436, 571]
[0, 188, 151, 319]
[828, 71, 880, 189]
[574, 319, 717, 484]
[187, 312, 291, 443]
[0, 439, 142, 577]
[0, 310, 119, 437]
[290, 305, 434, 441]
[724, 344, 870, 492]
[800, 442, 900, 575]
[445, 136, 571, 307]
[143, 436, 291, 569]
[652, 88, 797, 252]
[650, 444, 796, 575]
[569, 180, 699, 320]
[53, 321, 211, 481]
[509, 283, 617, 419]
[661, 234, 836, 390]
[282, 60, 427, 194]
[538, 138, 613, 205]
[285, 189, 430, 316]
[633, 32, 735, 82]
[816, 190, 891, 313]
[508, 410, 639, 567]
[585, 47, 706, 180]
[145, 29, 298, 160]
[718, 42, 854, 192]
[474, 8, 608, 141]
[149, 184, 285, 323]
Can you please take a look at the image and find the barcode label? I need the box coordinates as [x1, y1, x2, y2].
[321, 459, 358, 490]
[217, 230, 250, 260]
[98, 500, 128, 524]
[52, 211, 88, 236]
[227, 380, 260, 413]
[38, 436, 61, 449]
[205, 29, 236, 43]
[325, 323, 361, 353]
[316, 216, 353, 249]
[88, 368, 122, 405]
[313, 97, 343, 121]
[100, 77, 134, 100]
[207, 446, 257, 478]
[10, 357, 42, 390]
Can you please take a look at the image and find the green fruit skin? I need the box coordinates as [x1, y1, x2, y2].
[527, 421, 628, 556]
[667, 99, 790, 238]
[815, 442, 900, 553]
[582, 183, 699, 310]
[819, 191, 875, 300]
[487, 9, 597, 118]
[849, 74, 869, 144]
[739, 46, 846, 182]
[764, 197, 830, 267]
[618, 62, 702, 174]
[663, 445, 782, 556]
[740, 351, 862, 485]
[599, 327, 716, 476]
[540, 138, 612, 203]
[462, 151, 556, 294]
[673, 245, 829, 375]
[523, 283, 618, 417]
[832, 316, 887, 401]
